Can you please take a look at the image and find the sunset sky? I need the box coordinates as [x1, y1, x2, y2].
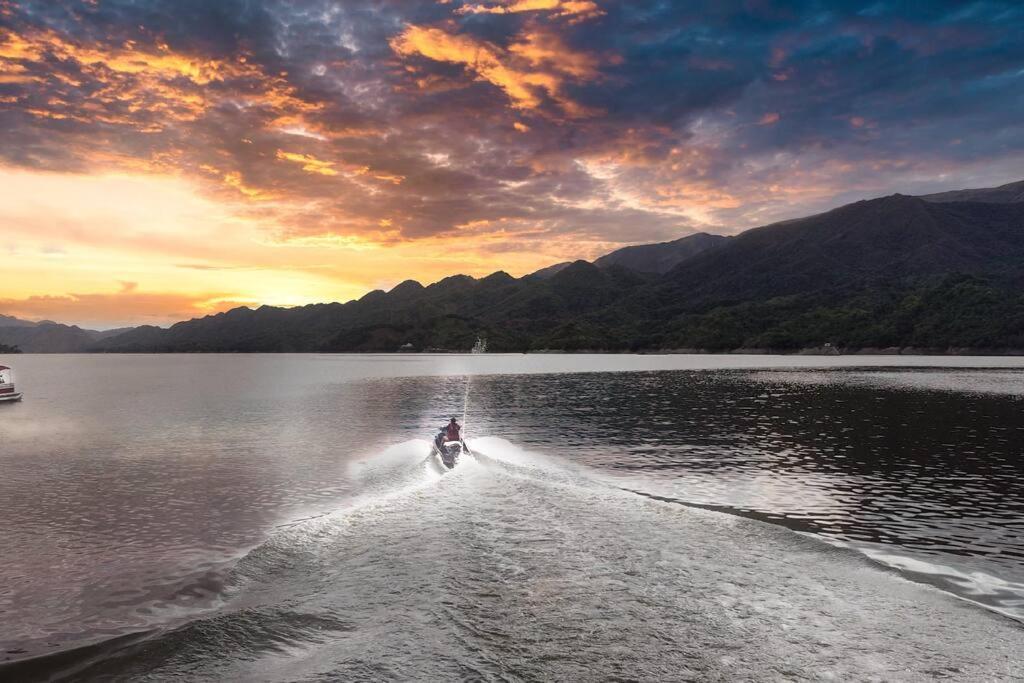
[1, 1, 1023, 328]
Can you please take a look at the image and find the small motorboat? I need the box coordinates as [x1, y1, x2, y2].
[0, 365, 23, 403]
[432, 429, 471, 469]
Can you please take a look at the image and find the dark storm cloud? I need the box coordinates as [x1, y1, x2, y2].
[1, 0, 1023, 243]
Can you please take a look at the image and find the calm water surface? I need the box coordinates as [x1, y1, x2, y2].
[1, 354, 1023, 680]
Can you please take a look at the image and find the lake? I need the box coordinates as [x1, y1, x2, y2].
[1, 353, 1023, 680]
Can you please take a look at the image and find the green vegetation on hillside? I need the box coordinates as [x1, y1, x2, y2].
[628, 275, 1024, 352]
[310, 275, 1024, 353]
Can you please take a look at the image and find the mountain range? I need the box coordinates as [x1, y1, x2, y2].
[0, 315, 132, 353]
[3, 178, 1023, 354]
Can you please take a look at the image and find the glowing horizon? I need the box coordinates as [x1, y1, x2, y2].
[2, 1, 1023, 328]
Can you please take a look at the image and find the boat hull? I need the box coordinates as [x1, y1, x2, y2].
[0, 392, 22, 403]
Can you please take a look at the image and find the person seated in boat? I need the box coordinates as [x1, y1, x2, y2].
[444, 417, 461, 443]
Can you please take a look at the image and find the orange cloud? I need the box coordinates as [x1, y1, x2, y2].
[390, 25, 605, 116]
[222, 171, 272, 199]
[508, 29, 602, 79]
[458, 0, 603, 22]
[276, 150, 340, 176]
[391, 27, 543, 109]
[758, 112, 781, 126]
[0, 28, 322, 132]
[275, 150, 404, 185]
[368, 170, 406, 185]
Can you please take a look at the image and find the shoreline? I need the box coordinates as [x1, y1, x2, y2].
[76, 347, 1024, 355]
[3, 346, 1023, 356]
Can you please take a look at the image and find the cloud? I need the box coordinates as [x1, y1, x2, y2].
[276, 150, 339, 176]
[0, 26, 322, 132]
[457, 0, 603, 22]
[389, 24, 606, 116]
[0, 0, 1023, 329]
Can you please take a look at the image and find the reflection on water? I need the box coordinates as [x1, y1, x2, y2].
[1, 355, 1023, 677]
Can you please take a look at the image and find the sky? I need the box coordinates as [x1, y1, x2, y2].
[1, 0, 1023, 329]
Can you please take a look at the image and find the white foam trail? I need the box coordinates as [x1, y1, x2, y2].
[345, 439, 446, 502]
[469, 436, 614, 496]
[854, 545, 1024, 622]
[268, 440, 444, 533]
[77, 434, 1024, 682]
[461, 376, 471, 436]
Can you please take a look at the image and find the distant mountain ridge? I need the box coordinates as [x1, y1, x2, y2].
[0, 317, 136, 353]
[0, 314, 38, 327]
[10, 177, 1024, 353]
[920, 179, 1024, 204]
[654, 193, 1024, 308]
[594, 232, 730, 274]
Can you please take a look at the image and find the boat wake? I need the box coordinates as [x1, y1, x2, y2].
[7, 437, 1024, 681]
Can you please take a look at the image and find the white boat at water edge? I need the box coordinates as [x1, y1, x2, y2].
[0, 365, 23, 403]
